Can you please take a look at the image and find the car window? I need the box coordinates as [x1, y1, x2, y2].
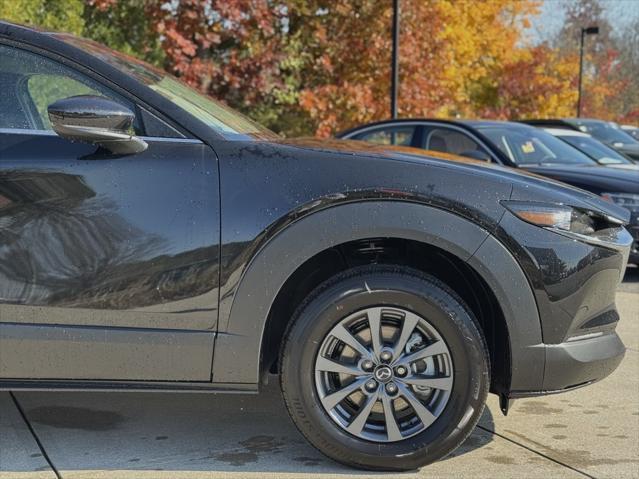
[55, 33, 276, 140]
[353, 126, 416, 146]
[0, 44, 141, 133]
[27, 75, 101, 130]
[424, 127, 490, 160]
[571, 120, 638, 145]
[559, 135, 632, 165]
[480, 127, 595, 166]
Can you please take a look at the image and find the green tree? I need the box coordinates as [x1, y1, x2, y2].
[83, 0, 164, 66]
[0, 0, 84, 34]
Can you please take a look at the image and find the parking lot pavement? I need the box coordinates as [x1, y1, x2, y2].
[2, 270, 638, 479]
[480, 287, 639, 479]
[0, 394, 55, 479]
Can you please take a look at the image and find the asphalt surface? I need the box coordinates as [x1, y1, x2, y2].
[1, 267, 638, 479]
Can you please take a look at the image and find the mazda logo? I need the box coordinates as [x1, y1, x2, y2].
[375, 366, 393, 382]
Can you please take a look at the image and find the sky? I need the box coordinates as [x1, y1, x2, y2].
[527, 0, 639, 43]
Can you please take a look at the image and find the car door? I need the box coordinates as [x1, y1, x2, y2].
[0, 43, 220, 382]
[421, 125, 494, 162]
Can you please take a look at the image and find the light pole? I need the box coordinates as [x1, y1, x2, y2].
[390, 0, 399, 119]
[577, 25, 599, 118]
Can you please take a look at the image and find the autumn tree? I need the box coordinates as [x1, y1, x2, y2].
[297, 0, 545, 135]
[83, 0, 164, 65]
[549, 0, 638, 122]
[615, 17, 639, 122]
[1, 0, 636, 133]
[297, 1, 446, 136]
[475, 45, 578, 120]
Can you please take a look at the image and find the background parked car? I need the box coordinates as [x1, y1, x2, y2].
[621, 124, 639, 141]
[542, 128, 638, 169]
[522, 119, 639, 163]
[337, 119, 639, 265]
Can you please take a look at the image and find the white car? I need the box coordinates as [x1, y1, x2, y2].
[544, 128, 639, 171]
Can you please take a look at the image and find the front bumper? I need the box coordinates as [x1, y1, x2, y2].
[511, 332, 625, 397]
[498, 212, 632, 398]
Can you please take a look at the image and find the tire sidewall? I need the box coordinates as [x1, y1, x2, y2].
[281, 268, 489, 470]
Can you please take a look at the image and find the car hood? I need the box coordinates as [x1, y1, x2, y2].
[274, 138, 631, 223]
[277, 137, 557, 185]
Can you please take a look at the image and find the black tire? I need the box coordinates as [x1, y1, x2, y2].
[280, 264, 490, 471]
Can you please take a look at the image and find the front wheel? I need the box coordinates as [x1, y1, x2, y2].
[280, 265, 490, 471]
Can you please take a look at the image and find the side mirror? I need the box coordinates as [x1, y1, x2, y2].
[460, 150, 491, 162]
[48, 95, 147, 155]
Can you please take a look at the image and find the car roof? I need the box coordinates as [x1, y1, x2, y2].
[336, 118, 467, 137]
[521, 118, 626, 130]
[457, 119, 534, 130]
[543, 128, 590, 137]
[0, 20, 64, 43]
[337, 118, 535, 138]
[518, 119, 581, 130]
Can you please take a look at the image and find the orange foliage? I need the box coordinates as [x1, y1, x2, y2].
[298, 0, 568, 135]
[76, 0, 638, 135]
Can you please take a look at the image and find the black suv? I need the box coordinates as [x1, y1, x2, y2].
[0, 23, 633, 471]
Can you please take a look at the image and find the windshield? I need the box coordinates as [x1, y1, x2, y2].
[479, 127, 596, 166]
[55, 33, 277, 140]
[558, 135, 632, 165]
[569, 120, 638, 145]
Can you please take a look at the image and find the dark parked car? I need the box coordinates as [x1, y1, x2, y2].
[542, 127, 636, 168]
[522, 118, 639, 163]
[0, 22, 634, 471]
[338, 119, 639, 265]
[621, 124, 639, 141]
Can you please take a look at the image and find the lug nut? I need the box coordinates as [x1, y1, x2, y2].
[385, 382, 398, 395]
[380, 350, 393, 363]
[395, 366, 407, 377]
[361, 359, 375, 372]
[365, 379, 378, 392]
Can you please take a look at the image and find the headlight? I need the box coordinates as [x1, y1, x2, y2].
[502, 201, 618, 235]
[601, 193, 639, 212]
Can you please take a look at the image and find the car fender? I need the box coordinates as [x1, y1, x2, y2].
[212, 201, 544, 393]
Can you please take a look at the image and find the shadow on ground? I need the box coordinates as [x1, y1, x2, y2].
[623, 265, 638, 281]
[619, 264, 638, 293]
[13, 381, 495, 475]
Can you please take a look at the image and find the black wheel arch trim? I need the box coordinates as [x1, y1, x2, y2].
[212, 201, 544, 393]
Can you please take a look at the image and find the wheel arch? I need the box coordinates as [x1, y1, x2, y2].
[212, 201, 544, 394]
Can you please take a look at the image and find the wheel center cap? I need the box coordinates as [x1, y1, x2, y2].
[374, 365, 393, 383]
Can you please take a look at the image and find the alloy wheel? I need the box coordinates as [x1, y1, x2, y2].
[314, 306, 454, 442]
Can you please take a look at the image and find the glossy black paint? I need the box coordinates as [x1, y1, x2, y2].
[204, 135, 630, 389]
[0, 132, 220, 329]
[0, 22, 632, 397]
[519, 163, 638, 195]
[48, 95, 148, 154]
[339, 119, 639, 265]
